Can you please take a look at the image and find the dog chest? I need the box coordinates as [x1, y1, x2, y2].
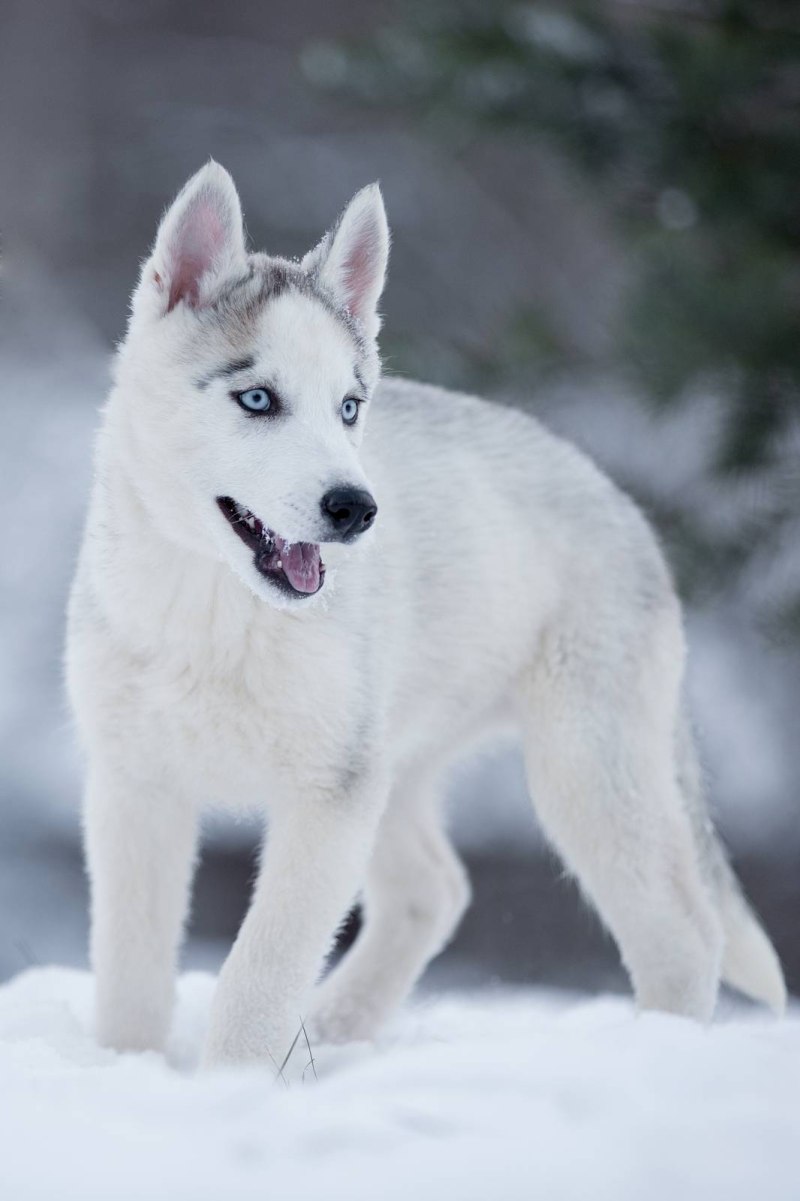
[84, 612, 374, 811]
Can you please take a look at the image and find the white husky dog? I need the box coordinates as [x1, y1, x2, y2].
[67, 162, 785, 1071]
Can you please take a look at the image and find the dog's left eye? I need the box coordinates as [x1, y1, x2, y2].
[237, 388, 273, 413]
[341, 397, 360, 426]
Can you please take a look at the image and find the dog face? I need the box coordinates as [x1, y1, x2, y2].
[116, 162, 389, 608]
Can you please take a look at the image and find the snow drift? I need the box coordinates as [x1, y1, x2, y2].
[0, 967, 797, 1201]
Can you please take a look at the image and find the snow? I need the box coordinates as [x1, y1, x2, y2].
[1, 968, 798, 1201]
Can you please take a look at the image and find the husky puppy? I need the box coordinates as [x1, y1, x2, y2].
[67, 162, 785, 1071]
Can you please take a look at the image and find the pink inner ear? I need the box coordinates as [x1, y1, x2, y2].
[166, 199, 227, 312]
[341, 218, 382, 320]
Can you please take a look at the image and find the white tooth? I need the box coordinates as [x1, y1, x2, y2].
[276, 560, 283, 569]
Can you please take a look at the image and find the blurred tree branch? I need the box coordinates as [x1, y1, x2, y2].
[305, 0, 800, 635]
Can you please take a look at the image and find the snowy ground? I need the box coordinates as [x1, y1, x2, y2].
[1, 968, 798, 1201]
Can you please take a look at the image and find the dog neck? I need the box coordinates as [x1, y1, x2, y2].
[83, 414, 299, 667]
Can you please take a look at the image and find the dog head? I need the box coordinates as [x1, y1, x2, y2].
[115, 161, 389, 608]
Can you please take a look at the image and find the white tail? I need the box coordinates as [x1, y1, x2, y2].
[677, 713, 787, 1014]
[718, 870, 787, 1014]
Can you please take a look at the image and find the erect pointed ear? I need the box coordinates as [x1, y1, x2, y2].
[133, 161, 247, 320]
[303, 184, 390, 339]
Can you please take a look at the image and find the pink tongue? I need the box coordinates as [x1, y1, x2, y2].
[277, 537, 321, 594]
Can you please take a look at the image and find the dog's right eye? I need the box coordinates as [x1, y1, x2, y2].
[236, 388, 273, 414]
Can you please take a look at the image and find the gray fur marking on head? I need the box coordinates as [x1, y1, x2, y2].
[195, 355, 257, 391]
[201, 255, 374, 384]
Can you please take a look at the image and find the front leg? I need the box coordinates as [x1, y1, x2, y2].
[84, 766, 198, 1053]
[203, 776, 385, 1072]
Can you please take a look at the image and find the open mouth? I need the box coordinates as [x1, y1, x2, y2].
[216, 497, 325, 597]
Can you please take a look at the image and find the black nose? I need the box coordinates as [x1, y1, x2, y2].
[321, 487, 378, 541]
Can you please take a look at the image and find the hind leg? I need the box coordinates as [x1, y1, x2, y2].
[521, 622, 723, 1020]
[309, 769, 470, 1043]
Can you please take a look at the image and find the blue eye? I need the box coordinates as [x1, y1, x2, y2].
[237, 388, 273, 413]
[341, 397, 360, 426]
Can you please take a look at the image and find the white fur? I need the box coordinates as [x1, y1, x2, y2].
[67, 163, 785, 1074]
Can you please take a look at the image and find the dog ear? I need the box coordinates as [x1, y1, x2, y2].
[133, 161, 247, 319]
[303, 184, 390, 339]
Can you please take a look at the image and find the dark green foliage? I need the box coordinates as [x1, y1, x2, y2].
[305, 1, 800, 628]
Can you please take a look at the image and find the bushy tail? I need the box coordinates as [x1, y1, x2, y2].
[677, 714, 787, 1014]
[715, 855, 787, 1014]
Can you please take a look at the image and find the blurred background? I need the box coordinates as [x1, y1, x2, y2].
[1, 0, 797, 999]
